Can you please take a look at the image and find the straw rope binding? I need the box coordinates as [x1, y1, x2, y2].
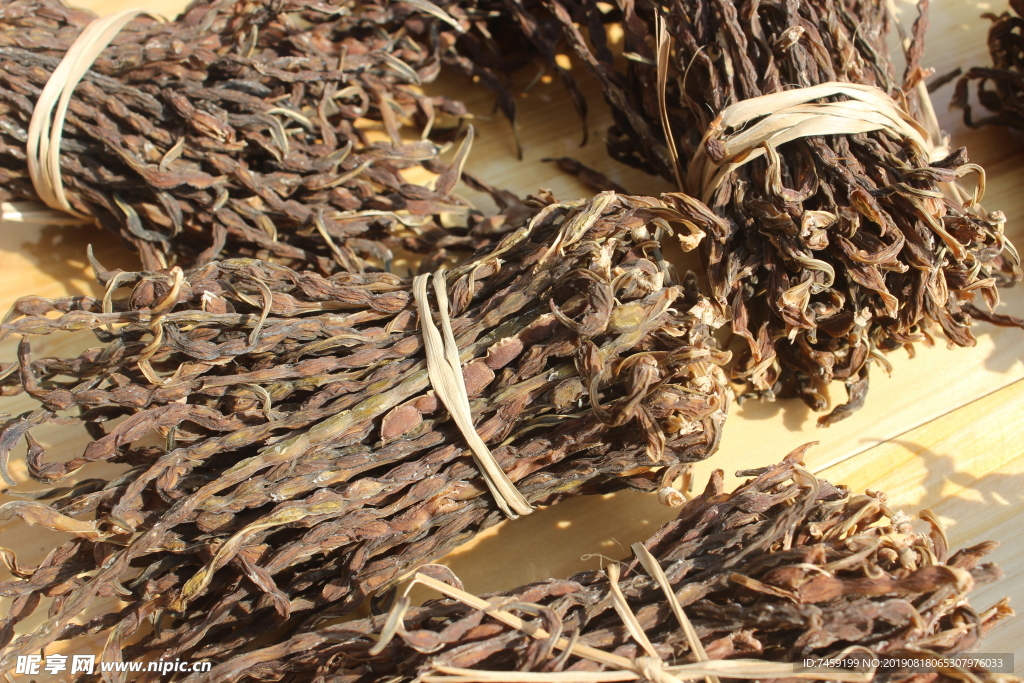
[686, 82, 952, 205]
[413, 272, 534, 519]
[375, 545, 876, 683]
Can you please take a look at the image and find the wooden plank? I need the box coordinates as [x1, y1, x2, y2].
[817, 378, 1024, 667]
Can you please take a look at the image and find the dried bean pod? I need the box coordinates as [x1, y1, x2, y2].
[0, 191, 730, 669]
[0, 0, 533, 272]
[185, 451, 1011, 683]
[475, 0, 1021, 424]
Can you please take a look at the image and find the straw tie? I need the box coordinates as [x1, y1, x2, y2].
[684, 82, 952, 206]
[650, 79, 988, 264]
[413, 272, 534, 519]
[374, 541, 874, 683]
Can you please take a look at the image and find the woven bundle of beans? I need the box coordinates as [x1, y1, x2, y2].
[0, 0, 536, 273]
[0, 191, 730, 669]
[473, 0, 1021, 424]
[187, 451, 1011, 683]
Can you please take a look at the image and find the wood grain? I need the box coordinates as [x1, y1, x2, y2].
[1, 0, 1022, 675]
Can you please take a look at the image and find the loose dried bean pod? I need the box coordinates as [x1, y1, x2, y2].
[954, 1, 1024, 130]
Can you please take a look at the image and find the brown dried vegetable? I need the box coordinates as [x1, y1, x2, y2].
[0, 191, 731, 669]
[481, 0, 1021, 424]
[184, 450, 1011, 683]
[954, 0, 1024, 130]
[0, 0, 535, 273]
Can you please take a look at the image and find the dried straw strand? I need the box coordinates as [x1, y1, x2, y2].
[26, 8, 163, 220]
[414, 271, 533, 518]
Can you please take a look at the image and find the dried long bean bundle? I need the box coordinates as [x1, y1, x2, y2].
[0, 0, 533, 273]
[953, 0, 1024, 130]
[487, 0, 1021, 424]
[0, 191, 730, 669]
[186, 450, 1011, 683]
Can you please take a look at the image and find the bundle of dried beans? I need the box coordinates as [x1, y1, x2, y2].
[0, 0, 535, 273]
[484, 0, 1021, 424]
[187, 451, 1010, 683]
[0, 191, 730, 668]
[953, 0, 1024, 130]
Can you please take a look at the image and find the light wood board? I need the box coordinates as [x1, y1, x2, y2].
[2, 0, 1023, 675]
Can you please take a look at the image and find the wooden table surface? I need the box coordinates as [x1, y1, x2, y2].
[2, 0, 1023, 675]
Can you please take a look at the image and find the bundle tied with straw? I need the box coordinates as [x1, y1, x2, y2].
[953, 0, 1024, 130]
[485, 0, 1021, 424]
[180, 449, 1011, 683]
[0, 191, 730, 669]
[0, 0, 535, 274]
